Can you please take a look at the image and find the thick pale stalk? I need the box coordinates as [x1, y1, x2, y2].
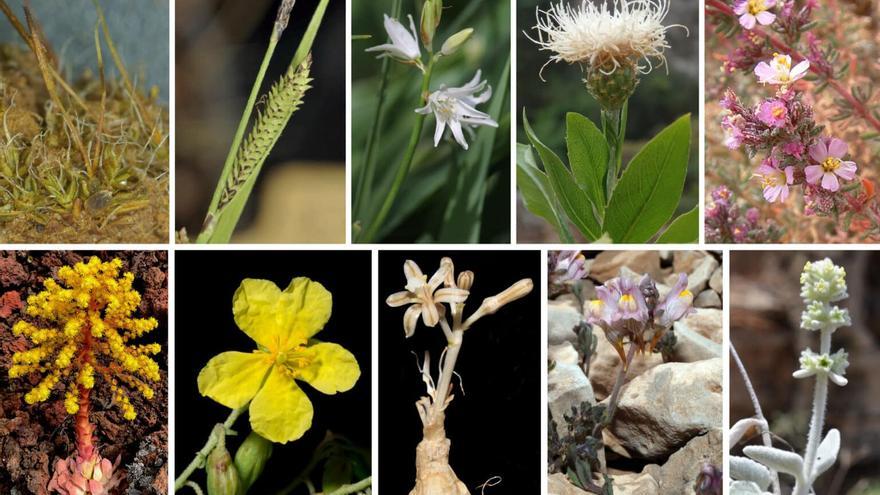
[796, 329, 833, 495]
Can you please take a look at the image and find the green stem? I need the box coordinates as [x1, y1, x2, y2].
[359, 57, 436, 243]
[601, 101, 627, 200]
[174, 406, 247, 491]
[327, 477, 372, 495]
[353, 0, 401, 222]
[196, 36, 279, 243]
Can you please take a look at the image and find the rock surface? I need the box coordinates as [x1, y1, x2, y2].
[676, 309, 723, 343]
[652, 429, 723, 494]
[549, 342, 580, 366]
[590, 251, 663, 283]
[549, 303, 581, 346]
[549, 362, 595, 436]
[671, 325, 722, 362]
[589, 327, 664, 400]
[613, 472, 660, 495]
[606, 358, 723, 459]
[547, 473, 589, 495]
[694, 289, 722, 308]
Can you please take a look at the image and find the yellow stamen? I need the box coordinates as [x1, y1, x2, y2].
[822, 157, 841, 173]
[679, 289, 692, 298]
[771, 106, 785, 119]
[747, 0, 767, 15]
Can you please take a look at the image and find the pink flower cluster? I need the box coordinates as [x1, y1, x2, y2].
[720, 53, 861, 214]
[705, 186, 781, 243]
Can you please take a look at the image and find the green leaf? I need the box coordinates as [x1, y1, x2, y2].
[656, 206, 699, 243]
[522, 110, 601, 240]
[604, 114, 691, 243]
[438, 56, 510, 242]
[322, 455, 353, 493]
[566, 113, 608, 213]
[516, 143, 573, 243]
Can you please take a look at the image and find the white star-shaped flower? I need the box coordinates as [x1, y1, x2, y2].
[415, 70, 498, 150]
[365, 14, 422, 67]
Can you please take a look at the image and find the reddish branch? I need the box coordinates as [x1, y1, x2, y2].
[706, 0, 880, 132]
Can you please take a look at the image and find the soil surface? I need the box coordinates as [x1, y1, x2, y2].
[0, 251, 168, 494]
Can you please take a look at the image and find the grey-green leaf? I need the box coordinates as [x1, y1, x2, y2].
[516, 143, 572, 243]
[604, 114, 692, 243]
[522, 110, 601, 240]
[656, 206, 699, 243]
[566, 112, 608, 212]
[730, 456, 773, 490]
[743, 445, 805, 478]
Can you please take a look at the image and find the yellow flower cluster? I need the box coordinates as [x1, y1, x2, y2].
[9, 257, 162, 420]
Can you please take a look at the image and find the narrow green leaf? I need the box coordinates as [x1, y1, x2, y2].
[604, 114, 691, 243]
[566, 112, 608, 212]
[522, 110, 601, 240]
[516, 143, 573, 243]
[656, 206, 699, 243]
[438, 56, 510, 242]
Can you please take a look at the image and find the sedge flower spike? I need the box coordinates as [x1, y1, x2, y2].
[805, 137, 858, 192]
[198, 277, 360, 444]
[415, 70, 498, 150]
[365, 14, 423, 69]
[733, 0, 776, 29]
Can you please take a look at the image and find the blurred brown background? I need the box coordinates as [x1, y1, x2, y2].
[175, 0, 345, 243]
[731, 251, 880, 494]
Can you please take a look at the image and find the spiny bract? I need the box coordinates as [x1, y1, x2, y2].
[9, 256, 161, 420]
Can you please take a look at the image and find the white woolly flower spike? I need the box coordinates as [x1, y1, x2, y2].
[528, 0, 686, 79]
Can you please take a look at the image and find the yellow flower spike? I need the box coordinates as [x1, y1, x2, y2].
[198, 277, 360, 444]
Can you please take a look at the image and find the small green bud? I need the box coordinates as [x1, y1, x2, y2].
[440, 28, 473, 57]
[206, 430, 242, 495]
[234, 432, 274, 490]
[420, 0, 442, 49]
[585, 60, 639, 110]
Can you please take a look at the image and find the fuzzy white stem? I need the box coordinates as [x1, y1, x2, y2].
[797, 328, 833, 495]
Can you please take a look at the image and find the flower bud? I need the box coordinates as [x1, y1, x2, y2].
[585, 60, 639, 110]
[457, 271, 474, 291]
[440, 28, 473, 56]
[206, 437, 242, 495]
[420, 0, 442, 49]
[234, 432, 274, 490]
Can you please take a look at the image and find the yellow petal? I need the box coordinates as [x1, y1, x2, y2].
[249, 366, 314, 444]
[197, 351, 271, 409]
[279, 277, 332, 343]
[232, 279, 284, 349]
[296, 342, 361, 395]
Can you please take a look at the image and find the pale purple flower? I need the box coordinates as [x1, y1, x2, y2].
[415, 70, 498, 150]
[756, 99, 787, 127]
[805, 137, 858, 192]
[365, 15, 422, 67]
[552, 251, 589, 282]
[587, 285, 619, 327]
[607, 277, 649, 323]
[655, 273, 695, 327]
[782, 140, 805, 158]
[721, 115, 745, 149]
[755, 157, 795, 203]
[754, 53, 809, 85]
[734, 0, 777, 29]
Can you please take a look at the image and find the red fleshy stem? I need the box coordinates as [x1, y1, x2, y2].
[74, 315, 95, 460]
[706, 0, 880, 132]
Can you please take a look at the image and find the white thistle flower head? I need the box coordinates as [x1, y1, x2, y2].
[529, 0, 685, 79]
[415, 70, 499, 150]
[365, 14, 424, 71]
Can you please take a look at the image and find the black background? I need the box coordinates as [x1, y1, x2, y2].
[175, 250, 371, 492]
[378, 251, 541, 494]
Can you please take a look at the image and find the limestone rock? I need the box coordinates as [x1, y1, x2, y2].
[694, 289, 722, 308]
[672, 251, 719, 295]
[549, 303, 581, 346]
[671, 325, 721, 362]
[654, 429, 723, 495]
[547, 473, 589, 495]
[549, 363, 595, 436]
[589, 327, 664, 400]
[676, 309, 722, 343]
[709, 267, 723, 294]
[612, 472, 660, 495]
[550, 342, 580, 366]
[590, 251, 662, 283]
[606, 358, 722, 459]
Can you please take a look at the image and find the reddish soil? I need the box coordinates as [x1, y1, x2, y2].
[0, 251, 168, 494]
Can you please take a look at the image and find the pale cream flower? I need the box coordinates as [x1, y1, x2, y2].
[528, 0, 685, 79]
[386, 259, 469, 337]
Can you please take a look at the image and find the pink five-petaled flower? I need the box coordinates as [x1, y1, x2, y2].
[386, 258, 469, 337]
[721, 115, 745, 150]
[754, 53, 809, 86]
[806, 137, 858, 192]
[756, 157, 795, 203]
[756, 99, 787, 127]
[48, 453, 121, 495]
[733, 0, 776, 29]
